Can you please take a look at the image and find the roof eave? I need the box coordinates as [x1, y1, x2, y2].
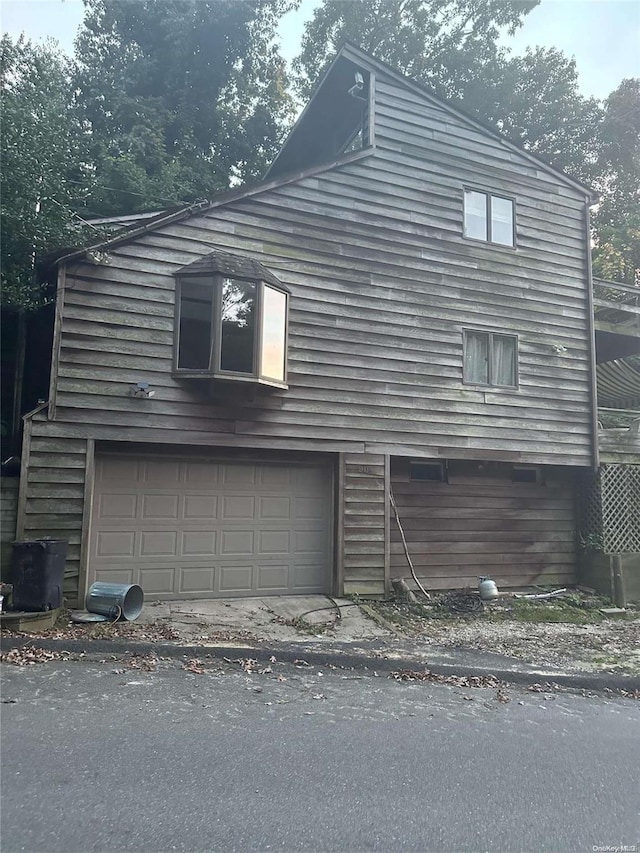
[52, 149, 375, 268]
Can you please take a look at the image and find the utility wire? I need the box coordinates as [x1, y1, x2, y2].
[48, 196, 103, 231]
[64, 176, 201, 207]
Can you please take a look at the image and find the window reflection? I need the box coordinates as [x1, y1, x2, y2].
[220, 278, 256, 373]
[178, 278, 213, 369]
[261, 286, 287, 381]
[491, 196, 514, 246]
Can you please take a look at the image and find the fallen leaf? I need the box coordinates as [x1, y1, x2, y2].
[182, 658, 205, 674]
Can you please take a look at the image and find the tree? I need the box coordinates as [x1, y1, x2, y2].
[592, 79, 640, 285]
[294, 0, 602, 184]
[74, 0, 296, 216]
[462, 47, 602, 183]
[0, 35, 93, 309]
[1, 36, 98, 448]
[294, 0, 537, 100]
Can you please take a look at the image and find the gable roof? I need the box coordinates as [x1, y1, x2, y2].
[269, 42, 596, 201]
[52, 43, 596, 267]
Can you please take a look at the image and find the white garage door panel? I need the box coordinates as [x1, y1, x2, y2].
[89, 455, 332, 599]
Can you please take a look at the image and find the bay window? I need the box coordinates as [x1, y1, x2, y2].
[174, 252, 289, 388]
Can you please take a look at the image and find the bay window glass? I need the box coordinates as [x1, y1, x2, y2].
[220, 279, 256, 374]
[261, 285, 287, 382]
[178, 278, 214, 369]
[175, 267, 288, 388]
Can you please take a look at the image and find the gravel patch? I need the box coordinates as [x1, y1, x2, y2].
[369, 597, 640, 674]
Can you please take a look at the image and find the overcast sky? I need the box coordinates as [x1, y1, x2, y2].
[2, 0, 639, 100]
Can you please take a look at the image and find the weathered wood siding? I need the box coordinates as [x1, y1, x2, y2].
[341, 452, 388, 596]
[371, 73, 593, 464]
[1, 478, 18, 580]
[48, 71, 592, 468]
[18, 413, 88, 605]
[598, 429, 640, 465]
[390, 459, 578, 590]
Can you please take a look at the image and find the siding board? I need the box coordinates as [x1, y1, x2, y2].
[341, 453, 388, 595]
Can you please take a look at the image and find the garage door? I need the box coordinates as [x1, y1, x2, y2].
[89, 454, 333, 599]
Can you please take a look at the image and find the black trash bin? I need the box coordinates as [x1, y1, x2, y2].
[11, 539, 68, 612]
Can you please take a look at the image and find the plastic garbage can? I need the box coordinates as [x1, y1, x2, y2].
[11, 539, 68, 612]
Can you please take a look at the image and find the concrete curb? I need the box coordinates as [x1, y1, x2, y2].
[2, 635, 638, 694]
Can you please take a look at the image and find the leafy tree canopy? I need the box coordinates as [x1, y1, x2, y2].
[294, 0, 538, 100]
[592, 79, 640, 285]
[75, 0, 296, 216]
[0, 35, 94, 309]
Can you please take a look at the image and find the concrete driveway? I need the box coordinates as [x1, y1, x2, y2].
[136, 594, 390, 643]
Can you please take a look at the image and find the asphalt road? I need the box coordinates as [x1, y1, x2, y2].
[1, 655, 638, 853]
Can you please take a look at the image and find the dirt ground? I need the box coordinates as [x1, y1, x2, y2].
[367, 592, 640, 675]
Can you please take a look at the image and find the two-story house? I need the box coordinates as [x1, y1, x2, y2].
[16, 45, 600, 607]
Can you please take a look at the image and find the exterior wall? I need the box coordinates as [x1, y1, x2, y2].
[371, 73, 593, 466]
[1, 478, 18, 580]
[390, 459, 578, 591]
[579, 551, 640, 605]
[23, 67, 594, 600]
[599, 429, 640, 465]
[18, 420, 359, 605]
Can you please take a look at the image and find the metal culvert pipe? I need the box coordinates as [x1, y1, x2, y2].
[86, 582, 144, 621]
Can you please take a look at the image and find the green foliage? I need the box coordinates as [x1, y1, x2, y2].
[507, 598, 603, 624]
[74, 0, 296, 216]
[598, 409, 640, 429]
[0, 36, 94, 309]
[294, 0, 538, 100]
[2, 0, 637, 308]
[463, 47, 602, 183]
[579, 532, 605, 552]
[592, 79, 640, 285]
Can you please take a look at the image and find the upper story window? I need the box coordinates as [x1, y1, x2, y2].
[174, 251, 289, 389]
[464, 190, 515, 247]
[463, 330, 518, 388]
